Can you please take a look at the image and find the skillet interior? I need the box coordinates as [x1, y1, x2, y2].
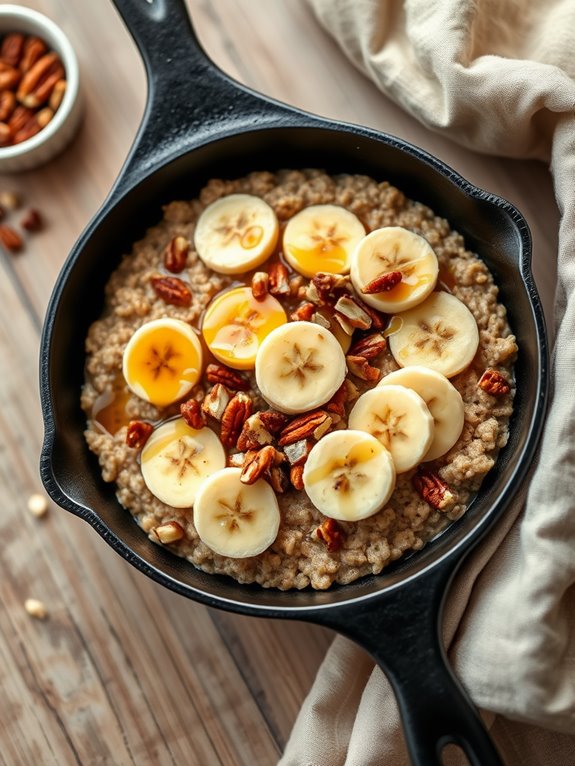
[41, 123, 546, 614]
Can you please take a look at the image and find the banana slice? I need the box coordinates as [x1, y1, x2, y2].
[350, 226, 438, 312]
[193, 467, 280, 558]
[302, 430, 395, 521]
[348, 385, 434, 473]
[194, 194, 279, 274]
[388, 291, 479, 378]
[378, 366, 464, 461]
[283, 204, 365, 278]
[141, 418, 226, 508]
[123, 318, 203, 407]
[202, 286, 287, 370]
[255, 321, 347, 414]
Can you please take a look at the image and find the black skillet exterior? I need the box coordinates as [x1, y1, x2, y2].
[39, 1, 548, 764]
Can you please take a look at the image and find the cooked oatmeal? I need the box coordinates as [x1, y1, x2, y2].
[81, 169, 517, 590]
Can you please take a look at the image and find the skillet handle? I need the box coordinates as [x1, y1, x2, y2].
[316, 558, 505, 766]
[109, 0, 294, 191]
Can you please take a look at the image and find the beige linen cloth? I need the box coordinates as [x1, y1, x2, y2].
[280, 1, 575, 764]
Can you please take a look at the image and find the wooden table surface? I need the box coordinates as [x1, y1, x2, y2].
[1, 1, 558, 764]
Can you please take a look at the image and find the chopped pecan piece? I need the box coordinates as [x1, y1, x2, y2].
[290, 464, 304, 490]
[151, 275, 192, 306]
[268, 262, 290, 296]
[333, 312, 355, 336]
[361, 270, 402, 294]
[220, 392, 253, 448]
[478, 369, 511, 397]
[361, 302, 387, 331]
[126, 420, 153, 449]
[180, 398, 206, 430]
[163, 235, 190, 273]
[278, 410, 331, 446]
[206, 363, 249, 391]
[227, 452, 246, 468]
[284, 438, 314, 466]
[269, 464, 290, 494]
[349, 332, 387, 360]
[326, 382, 348, 419]
[0, 224, 23, 252]
[152, 521, 185, 544]
[290, 301, 315, 322]
[201, 383, 230, 422]
[311, 272, 350, 303]
[346, 355, 382, 382]
[315, 518, 345, 552]
[237, 412, 274, 452]
[20, 208, 42, 232]
[311, 311, 331, 329]
[412, 470, 455, 510]
[251, 271, 269, 300]
[240, 445, 276, 485]
[334, 295, 372, 330]
[259, 409, 289, 434]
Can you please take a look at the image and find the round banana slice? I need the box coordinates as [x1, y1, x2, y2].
[123, 318, 203, 408]
[255, 321, 347, 415]
[202, 286, 287, 370]
[193, 467, 280, 558]
[303, 430, 395, 521]
[388, 291, 479, 378]
[283, 204, 366, 278]
[350, 226, 438, 312]
[141, 418, 226, 508]
[378, 366, 464, 461]
[348, 385, 434, 473]
[194, 194, 279, 275]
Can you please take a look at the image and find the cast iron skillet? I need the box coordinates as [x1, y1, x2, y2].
[40, 1, 548, 763]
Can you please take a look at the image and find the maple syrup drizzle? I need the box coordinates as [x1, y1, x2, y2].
[92, 374, 132, 435]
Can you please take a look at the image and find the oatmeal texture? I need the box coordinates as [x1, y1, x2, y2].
[81, 170, 517, 590]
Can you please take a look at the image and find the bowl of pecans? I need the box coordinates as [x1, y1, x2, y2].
[0, 5, 82, 171]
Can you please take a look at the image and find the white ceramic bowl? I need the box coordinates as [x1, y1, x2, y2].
[0, 5, 83, 172]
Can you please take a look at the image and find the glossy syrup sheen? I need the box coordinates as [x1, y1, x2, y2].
[286, 242, 349, 277]
[93, 373, 131, 435]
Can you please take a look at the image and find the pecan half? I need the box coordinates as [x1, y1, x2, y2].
[20, 37, 47, 73]
[251, 271, 269, 300]
[237, 412, 273, 452]
[1, 33, 25, 68]
[290, 301, 315, 322]
[163, 235, 189, 273]
[0, 62, 21, 91]
[180, 398, 206, 430]
[8, 105, 33, 134]
[315, 518, 345, 552]
[334, 295, 372, 330]
[346, 354, 382, 382]
[220, 392, 253, 447]
[17, 52, 63, 108]
[0, 224, 23, 252]
[259, 409, 289, 434]
[278, 410, 331, 446]
[478, 369, 510, 397]
[412, 470, 455, 510]
[0, 122, 10, 147]
[151, 275, 192, 306]
[268, 261, 290, 296]
[361, 270, 402, 294]
[126, 420, 153, 449]
[206, 363, 249, 391]
[0, 90, 16, 122]
[290, 464, 304, 491]
[201, 383, 230, 422]
[48, 79, 66, 112]
[240, 445, 276, 485]
[12, 114, 41, 144]
[349, 332, 387, 360]
[152, 521, 185, 544]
